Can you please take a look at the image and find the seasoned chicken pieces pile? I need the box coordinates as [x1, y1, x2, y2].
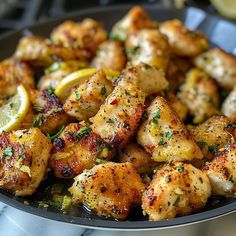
[1, 5, 236, 223]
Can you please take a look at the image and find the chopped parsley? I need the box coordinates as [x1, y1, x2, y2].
[165, 131, 172, 140]
[125, 46, 140, 55]
[33, 115, 43, 127]
[47, 126, 65, 141]
[44, 62, 62, 74]
[19, 153, 26, 159]
[3, 147, 13, 157]
[68, 127, 92, 141]
[32, 104, 43, 113]
[75, 92, 81, 101]
[141, 111, 148, 122]
[208, 145, 218, 153]
[152, 109, 161, 124]
[125, 90, 131, 96]
[9, 103, 14, 109]
[47, 87, 55, 95]
[177, 166, 185, 173]
[101, 85, 107, 95]
[158, 133, 164, 145]
[187, 31, 197, 38]
[109, 32, 124, 42]
[196, 141, 208, 148]
[227, 123, 236, 130]
[165, 175, 171, 183]
[106, 119, 114, 124]
[173, 194, 180, 206]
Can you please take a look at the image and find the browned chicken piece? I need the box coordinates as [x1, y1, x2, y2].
[110, 6, 157, 41]
[118, 142, 157, 175]
[118, 63, 168, 96]
[90, 40, 126, 71]
[178, 68, 219, 124]
[142, 162, 211, 221]
[194, 48, 236, 90]
[38, 60, 88, 90]
[0, 58, 34, 99]
[49, 123, 114, 179]
[189, 116, 235, 161]
[166, 92, 188, 121]
[125, 29, 170, 71]
[203, 144, 236, 196]
[15, 35, 91, 67]
[222, 86, 236, 122]
[30, 89, 70, 134]
[64, 70, 113, 121]
[137, 96, 203, 162]
[69, 162, 145, 219]
[90, 79, 145, 148]
[0, 128, 52, 196]
[51, 18, 107, 55]
[159, 19, 208, 57]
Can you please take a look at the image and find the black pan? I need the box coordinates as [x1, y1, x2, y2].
[1, 4, 236, 230]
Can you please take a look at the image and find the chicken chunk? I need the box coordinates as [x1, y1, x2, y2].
[69, 162, 145, 219]
[118, 63, 168, 96]
[125, 29, 170, 71]
[49, 123, 114, 179]
[63, 70, 113, 121]
[137, 96, 203, 162]
[142, 162, 211, 221]
[30, 89, 70, 134]
[91, 40, 126, 71]
[118, 142, 157, 175]
[222, 86, 236, 122]
[203, 144, 236, 196]
[38, 60, 88, 90]
[110, 6, 157, 41]
[189, 116, 235, 161]
[159, 19, 208, 57]
[178, 68, 219, 124]
[90, 80, 145, 148]
[15, 35, 91, 67]
[51, 18, 107, 55]
[0, 128, 52, 196]
[194, 48, 236, 90]
[0, 58, 34, 99]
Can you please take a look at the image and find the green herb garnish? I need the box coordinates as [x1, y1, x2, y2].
[177, 166, 185, 173]
[165, 131, 172, 140]
[101, 85, 107, 95]
[227, 123, 236, 129]
[75, 92, 81, 101]
[109, 32, 124, 42]
[125, 46, 140, 55]
[196, 141, 208, 148]
[47, 87, 55, 95]
[208, 145, 218, 153]
[68, 127, 92, 141]
[32, 104, 43, 113]
[47, 126, 65, 141]
[125, 90, 131, 96]
[3, 147, 13, 157]
[152, 109, 161, 124]
[19, 153, 26, 159]
[33, 115, 43, 127]
[173, 194, 180, 206]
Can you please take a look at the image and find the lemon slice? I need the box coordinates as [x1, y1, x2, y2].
[0, 85, 30, 133]
[210, 0, 236, 19]
[55, 68, 120, 99]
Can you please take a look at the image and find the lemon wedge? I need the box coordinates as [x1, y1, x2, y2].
[211, 0, 236, 19]
[55, 68, 120, 99]
[0, 85, 30, 133]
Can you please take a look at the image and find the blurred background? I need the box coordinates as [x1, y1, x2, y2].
[0, 0, 235, 36]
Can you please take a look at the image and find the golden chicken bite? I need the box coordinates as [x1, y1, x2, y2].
[178, 68, 219, 124]
[0, 128, 52, 196]
[142, 162, 211, 221]
[222, 86, 236, 122]
[194, 48, 236, 90]
[137, 96, 203, 162]
[30, 89, 70, 134]
[91, 40, 126, 71]
[118, 142, 157, 175]
[15, 35, 91, 67]
[189, 116, 235, 161]
[125, 29, 170, 71]
[51, 18, 107, 55]
[203, 144, 236, 196]
[69, 162, 145, 219]
[159, 19, 208, 57]
[49, 123, 114, 179]
[0, 58, 34, 99]
[110, 6, 157, 41]
[63, 70, 113, 121]
[90, 80, 145, 148]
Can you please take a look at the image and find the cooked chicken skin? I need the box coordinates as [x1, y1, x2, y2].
[64, 70, 113, 121]
[69, 162, 145, 219]
[194, 48, 236, 90]
[178, 68, 219, 124]
[189, 116, 235, 161]
[203, 144, 236, 196]
[90, 79, 145, 148]
[137, 96, 203, 162]
[110, 6, 157, 41]
[0, 58, 34, 99]
[51, 18, 107, 55]
[0, 128, 52, 196]
[125, 29, 170, 71]
[142, 162, 211, 221]
[49, 123, 114, 179]
[30, 89, 70, 134]
[15, 35, 91, 67]
[159, 19, 208, 57]
[118, 63, 168, 96]
[222, 86, 236, 122]
[91, 40, 126, 71]
[118, 142, 157, 175]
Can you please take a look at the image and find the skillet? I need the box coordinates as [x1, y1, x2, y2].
[1, 4, 236, 230]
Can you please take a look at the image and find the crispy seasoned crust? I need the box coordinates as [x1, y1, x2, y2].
[69, 162, 145, 219]
[49, 123, 114, 178]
